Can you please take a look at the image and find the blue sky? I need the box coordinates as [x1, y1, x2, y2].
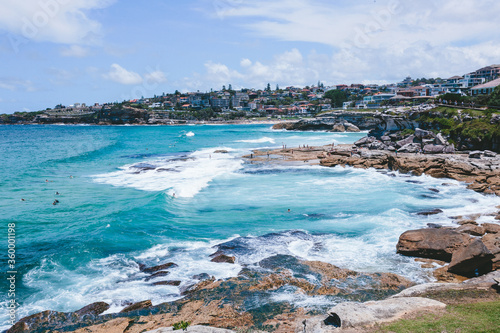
[0, 0, 500, 113]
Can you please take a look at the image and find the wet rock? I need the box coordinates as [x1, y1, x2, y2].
[448, 239, 494, 276]
[214, 150, 229, 154]
[153, 280, 182, 286]
[433, 266, 470, 283]
[397, 229, 472, 261]
[416, 208, 443, 216]
[119, 300, 153, 313]
[145, 271, 170, 281]
[75, 302, 110, 317]
[210, 254, 236, 264]
[457, 219, 478, 226]
[427, 223, 442, 229]
[192, 273, 212, 281]
[482, 223, 500, 234]
[456, 224, 485, 236]
[142, 262, 177, 274]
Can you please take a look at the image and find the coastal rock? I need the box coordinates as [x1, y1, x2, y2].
[481, 234, 500, 270]
[145, 326, 236, 333]
[331, 123, 345, 132]
[119, 300, 153, 313]
[398, 143, 421, 153]
[414, 128, 434, 139]
[423, 144, 445, 154]
[75, 302, 110, 317]
[344, 122, 360, 132]
[484, 150, 498, 157]
[210, 254, 236, 264]
[354, 136, 375, 146]
[435, 133, 448, 146]
[456, 224, 485, 236]
[457, 219, 478, 226]
[396, 229, 472, 261]
[396, 135, 416, 148]
[448, 239, 494, 276]
[152, 280, 182, 286]
[142, 262, 177, 274]
[319, 297, 446, 329]
[416, 208, 443, 216]
[145, 271, 170, 281]
[469, 151, 482, 159]
[482, 223, 500, 234]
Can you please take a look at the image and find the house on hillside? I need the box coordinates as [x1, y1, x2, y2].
[470, 78, 500, 96]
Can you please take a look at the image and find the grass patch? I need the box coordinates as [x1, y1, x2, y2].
[373, 300, 500, 333]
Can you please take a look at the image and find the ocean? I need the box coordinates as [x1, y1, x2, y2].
[1, 124, 499, 331]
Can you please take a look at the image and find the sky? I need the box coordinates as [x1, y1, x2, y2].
[0, 0, 500, 113]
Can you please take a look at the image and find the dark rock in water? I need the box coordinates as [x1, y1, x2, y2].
[75, 302, 110, 317]
[427, 223, 442, 229]
[142, 262, 177, 274]
[397, 228, 472, 262]
[119, 300, 152, 313]
[429, 188, 440, 193]
[214, 150, 229, 154]
[405, 180, 424, 184]
[258, 255, 319, 280]
[145, 271, 170, 281]
[210, 254, 236, 264]
[448, 239, 494, 277]
[416, 209, 443, 216]
[192, 273, 212, 281]
[153, 280, 182, 286]
[7, 311, 66, 333]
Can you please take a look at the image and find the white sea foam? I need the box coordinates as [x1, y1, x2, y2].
[92, 148, 243, 198]
[236, 136, 276, 144]
[185, 131, 195, 137]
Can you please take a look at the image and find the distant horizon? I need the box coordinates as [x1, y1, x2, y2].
[1, 1, 499, 113]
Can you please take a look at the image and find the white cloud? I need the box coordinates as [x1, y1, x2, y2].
[0, 78, 37, 92]
[103, 64, 143, 85]
[0, 0, 116, 44]
[240, 58, 252, 67]
[60, 45, 90, 57]
[196, 0, 500, 86]
[144, 70, 167, 84]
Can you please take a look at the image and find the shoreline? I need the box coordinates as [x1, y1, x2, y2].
[7, 138, 500, 333]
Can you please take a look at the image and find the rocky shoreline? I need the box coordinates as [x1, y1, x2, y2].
[8, 137, 500, 333]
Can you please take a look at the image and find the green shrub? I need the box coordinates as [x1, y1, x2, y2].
[173, 320, 190, 331]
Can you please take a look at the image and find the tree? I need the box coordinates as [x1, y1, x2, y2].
[324, 89, 349, 108]
[487, 86, 500, 107]
[228, 84, 232, 91]
[266, 83, 271, 92]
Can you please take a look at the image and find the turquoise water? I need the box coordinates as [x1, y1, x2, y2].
[1, 124, 499, 330]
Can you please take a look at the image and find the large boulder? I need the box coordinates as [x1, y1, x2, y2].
[435, 133, 448, 146]
[397, 229, 472, 261]
[398, 143, 421, 153]
[331, 123, 346, 132]
[320, 297, 446, 329]
[481, 234, 500, 270]
[423, 144, 445, 154]
[448, 239, 494, 276]
[75, 302, 110, 317]
[395, 135, 416, 148]
[119, 300, 153, 313]
[354, 136, 376, 146]
[344, 122, 361, 132]
[415, 128, 435, 140]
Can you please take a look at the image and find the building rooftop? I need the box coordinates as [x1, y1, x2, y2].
[471, 77, 500, 90]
